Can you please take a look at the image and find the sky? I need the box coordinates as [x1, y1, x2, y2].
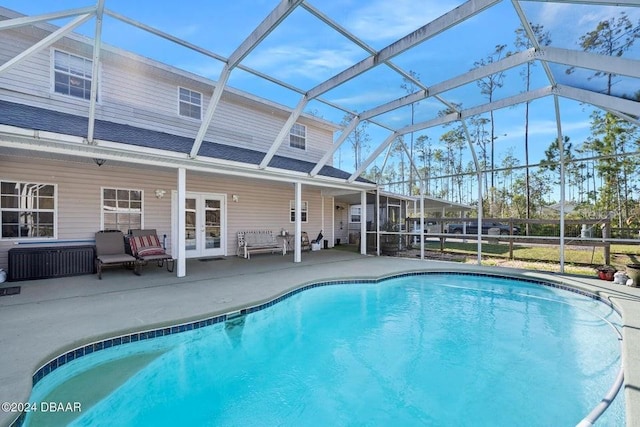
[2, 0, 639, 183]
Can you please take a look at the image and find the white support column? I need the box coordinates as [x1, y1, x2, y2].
[294, 182, 302, 263]
[177, 168, 186, 277]
[360, 191, 367, 255]
[376, 188, 380, 256]
[554, 95, 566, 273]
[420, 184, 425, 260]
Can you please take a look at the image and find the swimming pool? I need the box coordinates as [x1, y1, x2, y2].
[23, 273, 624, 426]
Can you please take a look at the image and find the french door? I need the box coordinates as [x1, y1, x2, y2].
[181, 192, 226, 258]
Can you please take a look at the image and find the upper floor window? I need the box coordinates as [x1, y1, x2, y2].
[1, 181, 56, 239]
[179, 87, 202, 120]
[289, 123, 306, 150]
[53, 50, 93, 100]
[102, 188, 143, 233]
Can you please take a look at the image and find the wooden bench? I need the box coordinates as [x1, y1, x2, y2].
[237, 230, 285, 259]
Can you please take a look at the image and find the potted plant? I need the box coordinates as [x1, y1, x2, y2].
[380, 221, 400, 256]
[596, 265, 616, 281]
[626, 264, 640, 287]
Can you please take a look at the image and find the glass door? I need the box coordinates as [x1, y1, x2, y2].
[180, 193, 226, 258]
[204, 198, 221, 251]
[185, 197, 198, 254]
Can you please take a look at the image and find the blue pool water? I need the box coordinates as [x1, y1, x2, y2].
[25, 274, 624, 426]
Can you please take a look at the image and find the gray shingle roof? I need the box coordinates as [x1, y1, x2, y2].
[0, 100, 372, 183]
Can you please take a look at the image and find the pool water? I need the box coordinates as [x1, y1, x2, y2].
[25, 274, 624, 426]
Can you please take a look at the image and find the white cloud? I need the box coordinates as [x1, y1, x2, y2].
[536, 4, 640, 47]
[173, 24, 201, 39]
[500, 118, 592, 142]
[538, 3, 572, 28]
[346, 0, 458, 42]
[244, 44, 362, 81]
[329, 90, 399, 107]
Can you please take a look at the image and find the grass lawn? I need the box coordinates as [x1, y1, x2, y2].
[331, 240, 640, 276]
[418, 240, 640, 272]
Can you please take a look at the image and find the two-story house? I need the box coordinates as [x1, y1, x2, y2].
[0, 7, 375, 276]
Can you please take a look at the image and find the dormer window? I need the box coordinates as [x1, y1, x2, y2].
[289, 123, 306, 150]
[179, 87, 202, 120]
[53, 50, 93, 100]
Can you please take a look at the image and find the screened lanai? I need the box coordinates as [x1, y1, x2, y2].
[1, 0, 639, 271]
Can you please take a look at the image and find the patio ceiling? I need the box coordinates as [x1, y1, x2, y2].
[0, 0, 638, 188]
[326, 188, 472, 213]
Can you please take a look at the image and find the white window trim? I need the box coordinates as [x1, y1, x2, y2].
[100, 187, 145, 232]
[349, 204, 362, 223]
[289, 200, 308, 223]
[289, 123, 307, 150]
[177, 87, 203, 121]
[0, 180, 58, 240]
[50, 48, 100, 103]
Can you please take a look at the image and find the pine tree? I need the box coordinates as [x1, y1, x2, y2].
[514, 24, 551, 233]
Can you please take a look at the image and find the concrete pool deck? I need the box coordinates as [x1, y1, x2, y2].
[1, 250, 639, 426]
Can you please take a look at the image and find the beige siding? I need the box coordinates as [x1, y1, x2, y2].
[0, 156, 329, 270]
[0, 25, 336, 164]
[0, 32, 71, 108]
[185, 172, 325, 253]
[0, 156, 174, 269]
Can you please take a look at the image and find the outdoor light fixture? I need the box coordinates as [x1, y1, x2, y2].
[94, 158, 106, 167]
[155, 189, 166, 199]
[232, 194, 239, 202]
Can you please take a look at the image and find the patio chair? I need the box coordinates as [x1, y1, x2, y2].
[312, 231, 323, 245]
[309, 230, 324, 250]
[128, 229, 175, 273]
[95, 230, 139, 279]
[301, 232, 311, 251]
[301, 231, 324, 251]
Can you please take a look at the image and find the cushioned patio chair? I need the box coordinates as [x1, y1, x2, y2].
[95, 230, 139, 279]
[128, 229, 175, 273]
